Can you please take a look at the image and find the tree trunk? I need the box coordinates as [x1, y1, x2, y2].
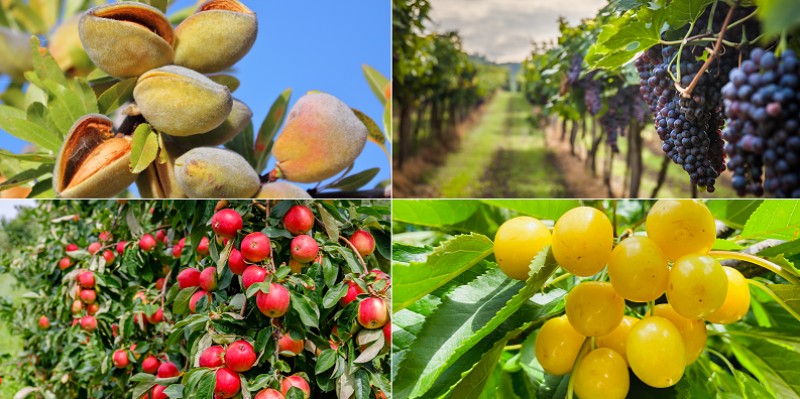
[628, 122, 643, 198]
[569, 120, 579, 157]
[430, 100, 441, 143]
[413, 102, 427, 153]
[397, 100, 412, 169]
[650, 156, 671, 198]
[561, 117, 568, 141]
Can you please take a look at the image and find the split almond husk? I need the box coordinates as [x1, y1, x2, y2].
[54, 114, 138, 198]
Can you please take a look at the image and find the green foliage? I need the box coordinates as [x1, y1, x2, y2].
[393, 199, 800, 399]
[0, 199, 391, 398]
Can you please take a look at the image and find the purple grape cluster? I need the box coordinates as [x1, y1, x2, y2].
[723, 49, 800, 197]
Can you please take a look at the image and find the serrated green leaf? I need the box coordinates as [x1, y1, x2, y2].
[393, 247, 559, 399]
[393, 200, 481, 228]
[255, 88, 292, 172]
[708, 200, 762, 229]
[97, 78, 136, 115]
[729, 337, 800, 398]
[393, 233, 494, 311]
[586, 10, 665, 71]
[481, 199, 580, 221]
[447, 336, 506, 399]
[129, 124, 159, 174]
[741, 201, 800, 241]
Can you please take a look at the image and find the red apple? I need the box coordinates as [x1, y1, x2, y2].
[71, 299, 83, 314]
[177, 268, 201, 289]
[172, 243, 183, 258]
[349, 230, 375, 257]
[151, 385, 168, 399]
[87, 302, 99, 315]
[242, 266, 268, 290]
[255, 388, 285, 399]
[142, 355, 160, 374]
[102, 249, 115, 264]
[369, 269, 390, 282]
[357, 297, 388, 329]
[280, 374, 311, 399]
[383, 323, 391, 344]
[197, 236, 210, 256]
[228, 248, 247, 275]
[66, 243, 79, 252]
[199, 345, 226, 368]
[241, 232, 271, 262]
[133, 312, 148, 329]
[87, 242, 102, 255]
[78, 271, 95, 288]
[339, 281, 365, 306]
[139, 234, 157, 251]
[147, 308, 164, 324]
[112, 349, 129, 368]
[133, 291, 148, 304]
[224, 340, 256, 372]
[116, 241, 126, 255]
[99, 231, 112, 242]
[155, 278, 165, 291]
[80, 315, 97, 332]
[155, 229, 167, 243]
[80, 289, 97, 304]
[278, 332, 304, 357]
[157, 361, 180, 378]
[284, 205, 315, 235]
[189, 290, 211, 313]
[212, 209, 243, 239]
[199, 267, 218, 291]
[38, 315, 50, 329]
[288, 258, 305, 274]
[214, 367, 241, 399]
[256, 283, 290, 318]
[290, 235, 319, 263]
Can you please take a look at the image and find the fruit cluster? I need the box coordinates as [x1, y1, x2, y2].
[21, 200, 390, 398]
[493, 200, 751, 398]
[52, 0, 371, 198]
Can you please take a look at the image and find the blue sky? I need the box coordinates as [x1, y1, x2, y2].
[0, 0, 391, 193]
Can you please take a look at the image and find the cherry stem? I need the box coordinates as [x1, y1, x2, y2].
[566, 337, 592, 399]
[708, 251, 800, 285]
[543, 272, 573, 289]
[675, 3, 736, 98]
[339, 235, 369, 275]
